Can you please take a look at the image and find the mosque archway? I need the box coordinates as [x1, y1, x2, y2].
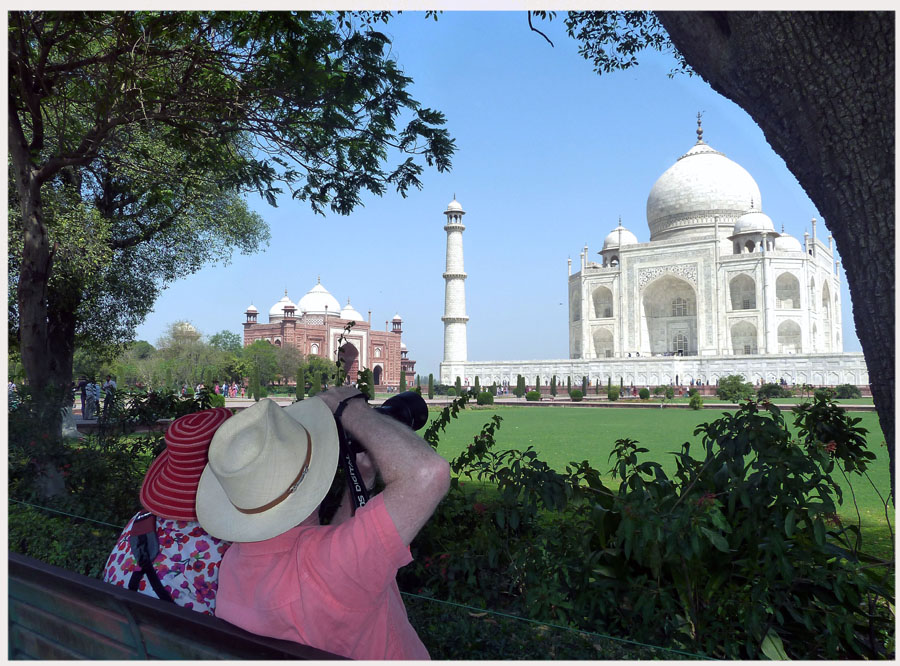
[640, 276, 697, 356]
[592, 328, 614, 358]
[821, 283, 833, 352]
[373, 365, 383, 385]
[775, 272, 801, 309]
[731, 321, 758, 355]
[729, 274, 756, 310]
[338, 342, 359, 381]
[777, 320, 802, 354]
[592, 286, 614, 318]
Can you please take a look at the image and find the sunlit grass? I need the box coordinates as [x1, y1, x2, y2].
[428, 405, 893, 559]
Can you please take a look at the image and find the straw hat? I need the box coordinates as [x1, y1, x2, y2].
[195, 397, 339, 542]
[139, 407, 233, 521]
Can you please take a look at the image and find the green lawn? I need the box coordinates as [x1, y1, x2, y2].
[427, 405, 893, 555]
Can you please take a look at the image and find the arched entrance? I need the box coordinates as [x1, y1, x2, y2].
[337, 342, 359, 382]
[373, 364, 383, 385]
[641, 276, 698, 356]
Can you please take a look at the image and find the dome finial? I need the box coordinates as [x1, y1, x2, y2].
[317, 275, 321, 284]
[696, 111, 704, 143]
[284, 288, 288, 296]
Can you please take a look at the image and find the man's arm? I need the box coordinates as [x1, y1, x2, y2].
[319, 387, 450, 545]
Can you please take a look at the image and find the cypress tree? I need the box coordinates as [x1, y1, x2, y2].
[567, 376, 572, 394]
[582, 375, 588, 394]
[428, 373, 434, 399]
[474, 376, 481, 392]
[416, 375, 422, 392]
[607, 376, 612, 391]
[550, 376, 557, 397]
[455, 376, 462, 396]
[535, 376, 541, 393]
[400, 369, 407, 391]
[295, 367, 305, 401]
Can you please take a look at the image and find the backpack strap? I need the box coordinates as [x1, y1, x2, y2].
[127, 512, 173, 603]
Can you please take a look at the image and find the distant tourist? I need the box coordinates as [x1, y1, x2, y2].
[102, 375, 117, 416]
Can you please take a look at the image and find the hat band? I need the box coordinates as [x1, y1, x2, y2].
[233, 431, 313, 515]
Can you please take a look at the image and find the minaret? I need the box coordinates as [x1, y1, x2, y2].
[441, 196, 468, 382]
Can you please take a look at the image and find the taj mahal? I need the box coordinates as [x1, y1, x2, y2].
[440, 118, 869, 389]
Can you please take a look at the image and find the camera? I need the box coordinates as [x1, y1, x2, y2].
[372, 391, 429, 431]
[320, 390, 430, 522]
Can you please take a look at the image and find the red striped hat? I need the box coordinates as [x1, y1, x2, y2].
[140, 407, 232, 521]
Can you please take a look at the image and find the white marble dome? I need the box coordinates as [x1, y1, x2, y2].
[340, 299, 365, 322]
[603, 225, 639, 250]
[245, 303, 258, 314]
[268, 292, 296, 321]
[646, 140, 761, 241]
[446, 198, 464, 213]
[733, 210, 775, 235]
[774, 232, 803, 252]
[298, 280, 341, 316]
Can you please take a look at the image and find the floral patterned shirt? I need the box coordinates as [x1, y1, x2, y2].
[103, 511, 230, 615]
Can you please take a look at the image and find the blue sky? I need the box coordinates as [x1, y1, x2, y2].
[134, 11, 861, 376]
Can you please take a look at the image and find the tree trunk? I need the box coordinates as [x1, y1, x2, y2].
[658, 10, 895, 499]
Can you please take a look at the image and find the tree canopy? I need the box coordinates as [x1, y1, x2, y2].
[8, 10, 455, 430]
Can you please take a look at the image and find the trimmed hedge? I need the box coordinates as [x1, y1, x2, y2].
[569, 390, 583, 402]
[525, 391, 541, 402]
[476, 391, 494, 405]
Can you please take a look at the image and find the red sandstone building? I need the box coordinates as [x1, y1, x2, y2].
[243, 279, 416, 388]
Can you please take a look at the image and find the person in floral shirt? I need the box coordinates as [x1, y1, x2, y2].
[103, 407, 232, 615]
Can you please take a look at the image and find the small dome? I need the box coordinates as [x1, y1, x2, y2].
[298, 280, 341, 316]
[602, 225, 639, 250]
[245, 303, 258, 313]
[392, 313, 402, 321]
[400, 342, 408, 350]
[732, 210, 775, 235]
[268, 292, 296, 320]
[340, 299, 365, 323]
[445, 197, 464, 213]
[774, 232, 803, 252]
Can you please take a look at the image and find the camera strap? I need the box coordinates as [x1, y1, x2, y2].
[333, 393, 369, 515]
[127, 512, 173, 603]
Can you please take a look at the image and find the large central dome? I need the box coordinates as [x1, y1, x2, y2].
[298, 279, 341, 316]
[646, 139, 761, 242]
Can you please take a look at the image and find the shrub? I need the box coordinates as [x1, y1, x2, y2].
[404, 392, 890, 660]
[525, 390, 541, 402]
[716, 374, 754, 402]
[476, 391, 494, 405]
[607, 388, 619, 401]
[757, 382, 791, 399]
[689, 393, 704, 410]
[514, 375, 526, 398]
[653, 385, 666, 396]
[638, 388, 650, 400]
[447, 387, 456, 396]
[835, 383, 862, 399]
[688, 387, 699, 397]
[569, 389, 583, 402]
[664, 386, 674, 400]
[208, 392, 225, 408]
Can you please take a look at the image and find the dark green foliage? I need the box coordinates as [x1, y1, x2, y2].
[447, 388, 456, 396]
[688, 387, 699, 397]
[550, 376, 557, 397]
[567, 376, 572, 394]
[836, 383, 863, 399]
[664, 386, 674, 400]
[607, 388, 619, 401]
[639, 387, 650, 399]
[689, 393, 703, 410]
[569, 389, 583, 402]
[490, 382, 497, 396]
[207, 392, 225, 408]
[535, 376, 541, 393]
[358, 367, 375, 400]
[428, 373, 435, 399]
[525, 391, 541, 402]
[400, 369, 407, 392]
[607, 377, 612, 391]
[653, 385, 665, 396]
[477, 391, 494, 406]
[403, 393, 892, 660]
[296, 367, 306, 401]
[716, 374, 754, 402]
[581, 376, 588, 394]
[514, 375, 526, 398]
[455, 376, 462, 396]
[757, 382, 792, 399]
[474, 376, 480, 393]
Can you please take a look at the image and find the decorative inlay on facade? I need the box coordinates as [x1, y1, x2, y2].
[442, 272, 468, 280]
[638, 263, 698, 288]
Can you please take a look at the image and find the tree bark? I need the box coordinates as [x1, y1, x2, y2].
[657, 11, 895, 499]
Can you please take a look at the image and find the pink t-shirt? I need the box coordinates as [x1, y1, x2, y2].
[215, 494, 429, 660]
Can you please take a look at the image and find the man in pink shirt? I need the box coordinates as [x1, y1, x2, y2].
[196, 387, 449, 659]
